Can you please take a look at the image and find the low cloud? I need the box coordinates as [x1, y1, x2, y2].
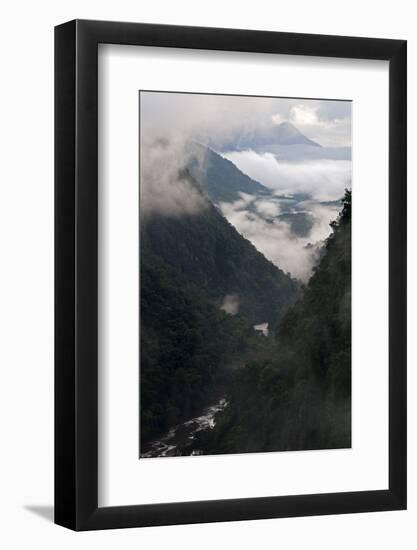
[223, 150, 351, 202]
[219, 193, 341, 281]
[220, 294, 240, 315]
[140, 139, 208, 217]
[255, 199, 281, 218]
[139, 92, 351, 281]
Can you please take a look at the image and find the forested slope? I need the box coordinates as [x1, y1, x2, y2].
[140, 172, 299, 446]
[188, 142, 271, 204]
[200, 190, 352, 453]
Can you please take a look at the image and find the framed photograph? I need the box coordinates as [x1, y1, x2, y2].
[55, 20, 406, 530]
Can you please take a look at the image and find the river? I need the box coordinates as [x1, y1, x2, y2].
[140, 398, 228, 458]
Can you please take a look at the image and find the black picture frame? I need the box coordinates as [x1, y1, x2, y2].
[55, 19, 407, 531]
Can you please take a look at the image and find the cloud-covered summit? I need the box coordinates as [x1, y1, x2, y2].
[217, 121, 322, 151]
[140, 92, 351, 149]
[140, 91, 351, 281]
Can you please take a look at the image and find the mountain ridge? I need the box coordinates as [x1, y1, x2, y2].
[140, 171, 299, 445]
[188, 142, 272, 204]
[196, 190, 352, 455]
[209, 121, 322, 151]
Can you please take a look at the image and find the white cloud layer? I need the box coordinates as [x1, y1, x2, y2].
[140, 139, 207, 217]
[223, 150, 351, 202]
[140, 92, 351, 281]
[219, 194, 340, 281]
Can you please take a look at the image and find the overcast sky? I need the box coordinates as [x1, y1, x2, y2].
[140, 91, 352, 280]
[140, 91, 352, 148]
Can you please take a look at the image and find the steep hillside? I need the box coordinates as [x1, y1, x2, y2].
[141, 192, 297, 325]
[199, 190, 352, 454]
[140, 173, 299, 446]
[188, 143, 271, 204]
[140, 250, 257, 444]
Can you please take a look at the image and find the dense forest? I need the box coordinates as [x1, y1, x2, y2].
[140, 172, 299, 448]
[140, 140, 351, 455]
[196, 190, 352, 454]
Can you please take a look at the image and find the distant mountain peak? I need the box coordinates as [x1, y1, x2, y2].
[277, 121, 298, 131]
[270, 121, 322, 147]
[212, 121, 322, 151]
[275, 121, 304, 136]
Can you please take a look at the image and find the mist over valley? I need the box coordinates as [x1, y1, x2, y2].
[139, 92, 352, 458]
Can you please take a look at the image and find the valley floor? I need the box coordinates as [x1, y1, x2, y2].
[140, 398, 228, 458]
